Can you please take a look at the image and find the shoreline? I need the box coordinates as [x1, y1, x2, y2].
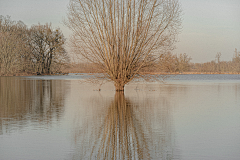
[1, 71, 239, 77]
[140, 72, 240, 75]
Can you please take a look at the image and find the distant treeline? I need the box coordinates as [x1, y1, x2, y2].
[1, 16, 239, 75]
[0, 16, 69, 76]
[190, 50, 240, 73]
[154, 50, 240, 74]
[65, 49, 240, 74]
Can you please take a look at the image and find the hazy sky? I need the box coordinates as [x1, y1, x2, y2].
[0, 0, 239, 63]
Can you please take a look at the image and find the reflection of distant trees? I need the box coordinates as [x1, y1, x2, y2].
[72, 92, 179, 160]
[0, 77, 67, 134]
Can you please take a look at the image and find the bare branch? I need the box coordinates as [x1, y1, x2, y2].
[65, 0, 182, 91]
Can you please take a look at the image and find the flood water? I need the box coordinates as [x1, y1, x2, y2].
[0, 74, 240, 160]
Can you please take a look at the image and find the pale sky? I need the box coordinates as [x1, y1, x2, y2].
[0, 0, 240, 63]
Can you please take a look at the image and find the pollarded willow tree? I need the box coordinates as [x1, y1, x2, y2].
[65, 0, 182, 91]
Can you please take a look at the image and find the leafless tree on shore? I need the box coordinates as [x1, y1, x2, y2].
[28, 23, 69, 74]
[0, 16, 29, 75]
[0, 16, 69, 75]
[65, 0, 182, 91]
[232, 48, 240, 73]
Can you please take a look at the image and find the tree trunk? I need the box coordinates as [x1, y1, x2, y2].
[114, 82, 125, 92]
[47, 52, 53, 74]
[114, 91, 125, 105]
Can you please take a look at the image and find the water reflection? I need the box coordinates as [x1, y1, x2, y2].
[1, 75, 239, 159]
[72, 92, 179, 160]
[0, 77, 67, 134]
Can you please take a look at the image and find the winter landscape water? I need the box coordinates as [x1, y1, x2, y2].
[0, 74, 240, 160]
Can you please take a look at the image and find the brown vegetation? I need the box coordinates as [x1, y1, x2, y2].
[1, 14, 239, 81]
[190, 49, 240, 74]
[0, 16, 69, 76]
[63, 63, 103, 73]
[63, 49, 240, 75]
[65, 0, 182, 91]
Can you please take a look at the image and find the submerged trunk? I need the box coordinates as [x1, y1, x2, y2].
[114, 82, 125, 92]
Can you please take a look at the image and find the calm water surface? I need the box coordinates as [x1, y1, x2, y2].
[0, 74, 240, 160]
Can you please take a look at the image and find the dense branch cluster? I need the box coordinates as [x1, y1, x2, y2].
[66, 0, 182, 91]
[0, 16, 69, 75]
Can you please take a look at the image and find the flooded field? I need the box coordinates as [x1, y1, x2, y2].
[0, 74, 240, 160]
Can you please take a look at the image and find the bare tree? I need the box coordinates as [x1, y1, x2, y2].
[28, 23, 69, 74]
[232, 48, 240, 73]
[177, 53, 191, 72]
[0, 16, 69, 75]
[158, 52, 178, 72]
[65, 0, 182, 91]
[215, 52, 221, 72]
[0, 16, 30, 75]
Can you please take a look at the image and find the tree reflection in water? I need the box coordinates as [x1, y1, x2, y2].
[0, 77, 67, 134]
[72, 91, 178, 160]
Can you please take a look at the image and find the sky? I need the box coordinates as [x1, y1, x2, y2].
[0, 0, 240, 63]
